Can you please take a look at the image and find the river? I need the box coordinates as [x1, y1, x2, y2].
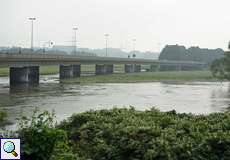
[0, 75, 230, 129]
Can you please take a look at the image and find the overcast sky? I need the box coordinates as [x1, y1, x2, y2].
[0, 0, 229, 51]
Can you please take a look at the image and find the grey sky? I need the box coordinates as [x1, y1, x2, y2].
[0, 0, 229, 51]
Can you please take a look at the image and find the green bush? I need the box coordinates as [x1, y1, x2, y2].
[59, 108, 230, 160]
[4, 108, 230, 159]
[17, 109, 79, 160]
[0, 109, 7, 122]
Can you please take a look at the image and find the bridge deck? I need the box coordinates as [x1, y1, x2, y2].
[0, 53, 206, 67]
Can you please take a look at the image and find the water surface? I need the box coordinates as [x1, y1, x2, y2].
[0, 75, 229, 129]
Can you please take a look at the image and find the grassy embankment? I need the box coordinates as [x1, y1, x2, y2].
[10, 108, 230, 159]
[0, 66, 215, 83]
[0, 66, 60, 77]
[0, 65, 97, 77]
[62, 70, 215, 84]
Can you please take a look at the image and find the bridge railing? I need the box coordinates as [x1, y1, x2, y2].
[0, 53, 206, 66]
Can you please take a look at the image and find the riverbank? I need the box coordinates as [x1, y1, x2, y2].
[8, 108, 230, 159]
[0, 66, 59, 77]
[62, 70, 216, 83]
[0, 67, 215, 83]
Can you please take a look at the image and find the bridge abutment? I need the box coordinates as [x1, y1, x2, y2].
[59, 65, 81, 79]
[10, 66, 39, 85]
[95, 64, 114, 75]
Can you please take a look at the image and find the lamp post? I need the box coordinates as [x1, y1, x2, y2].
[29, 17, 36, 52]
[132, 39, 136, 58]
[73, 27, 78, 55]
[105, 34, 109, 57]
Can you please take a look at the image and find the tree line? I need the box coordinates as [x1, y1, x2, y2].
[159, 45, 224, 64]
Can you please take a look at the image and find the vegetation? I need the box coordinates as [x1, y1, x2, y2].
[17, 109, 79, 160]
[211, 51, 230, 80]
[3, 108, 230, 159]
[62, 71, 214, 84]
[0, 68, 9, 77]
[0, 109, 10, 126]
[0, 109, 7, 122]
[0, 65, 97, 77]
[39, 66, 59, 75]
[159, 45, 224, 64]
[0, 66, 59, 77]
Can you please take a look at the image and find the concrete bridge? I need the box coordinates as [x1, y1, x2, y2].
[0, 53, 206, 85]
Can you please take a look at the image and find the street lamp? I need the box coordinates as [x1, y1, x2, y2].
[132, 39, 136, 58]
[29, 17, 36, 52]
[73, 27, 78, 55]
[105, 34, 109, 57]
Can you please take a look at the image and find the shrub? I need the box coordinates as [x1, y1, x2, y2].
[59, 108, 230, 160]
[0, 109, 7, 122]
[4, 107, 230, 159]
[17, 109, 79, 160]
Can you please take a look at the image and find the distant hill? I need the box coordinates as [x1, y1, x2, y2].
[159, 45, 224, 64]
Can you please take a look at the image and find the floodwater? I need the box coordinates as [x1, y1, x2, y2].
[0, 75, 230, 129]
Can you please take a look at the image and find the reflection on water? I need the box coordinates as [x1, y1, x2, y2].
[0, 75, 230, 129]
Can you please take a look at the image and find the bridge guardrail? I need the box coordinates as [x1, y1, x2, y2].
[0, 53, 206, 66]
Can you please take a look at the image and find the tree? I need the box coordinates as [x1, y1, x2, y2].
[210, 52, 230, 80]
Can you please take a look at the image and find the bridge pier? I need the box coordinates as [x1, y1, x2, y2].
[134, 65, 141, 72]
[124, 64, 134, 73]
[95, 64, 114, 75]
[59, 65, 81, 79]
[125, 64, 141, 73]
[10, 66, 39, 85]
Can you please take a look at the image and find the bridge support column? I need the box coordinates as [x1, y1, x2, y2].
[125, 64, 134, 73]
[134, 65, 141, 72]
[10, 66, 39, 85]
[95, 64, 114, 75]
[59, 65, 81, 79]
[106, 64, 114, 74]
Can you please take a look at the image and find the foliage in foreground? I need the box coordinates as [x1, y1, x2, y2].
[16, 109, 79, 160]
[59, 108, 230, 160]
[0, 109, 7, 122]
[4, 108, 230, 160]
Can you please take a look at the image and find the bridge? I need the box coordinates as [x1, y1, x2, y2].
[0, 53, 206, 86]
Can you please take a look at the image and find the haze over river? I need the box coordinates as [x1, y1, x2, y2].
[0, 75, 230, 129]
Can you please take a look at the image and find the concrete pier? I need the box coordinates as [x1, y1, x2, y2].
[59, 65, 81, 79]
[124, 64, 134, 73]
[95, 64, 114, 75]
[106, 65, 114, 74]
[134, 65, 141, 72]
[10, 66, 39, 85]
[125, 64, 141, 73]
